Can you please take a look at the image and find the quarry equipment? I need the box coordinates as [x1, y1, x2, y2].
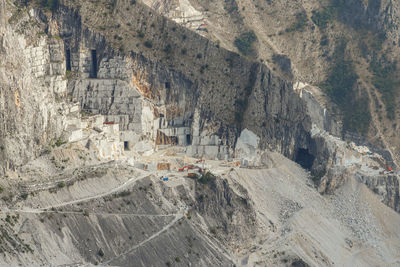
[178, 165, 193, 171]
[386, 165, 393, 172]
[187, 173, 198, 178]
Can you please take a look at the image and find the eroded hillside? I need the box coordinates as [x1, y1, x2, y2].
[1, 145, 399, 266]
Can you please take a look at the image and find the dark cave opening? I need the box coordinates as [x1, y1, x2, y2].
[124, 141, 129, 151]
[90, 50, 97, 78]
[186, 134, 192, 145]
[66, 49, 71, 71]
[295, 148, 315, 170]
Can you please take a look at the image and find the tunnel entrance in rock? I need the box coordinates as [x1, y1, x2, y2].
[295, 148, 315, 170]
[66, 49, 71, 71]
[186, 134, 192, 145]
[124, 141, 129, 151]
[165, 82, 170, 89]
[90, 50, 97, 78]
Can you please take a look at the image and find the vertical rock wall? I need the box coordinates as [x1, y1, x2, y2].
[54, 1, 313, 161]
[0, 3, 69, 174]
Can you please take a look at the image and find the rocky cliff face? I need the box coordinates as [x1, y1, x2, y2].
[0, 1, 73, 174]
[45, 0, 313, 161]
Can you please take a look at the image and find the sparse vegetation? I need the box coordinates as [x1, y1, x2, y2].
[39, 0, 59, 12]
[65, 70, 73, 80]
[285, 11, 308, 33]
[311, 8, 335, 29]
[369, 60, 399, 120]
[198, 172, 216, 185]
[321, 39, 370, 133]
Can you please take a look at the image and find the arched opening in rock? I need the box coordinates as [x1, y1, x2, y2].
[66, 49, 71, 71]
[165, 82, 170, 89]
[186, 134, 192, 145]
[295, 148, 315, 170]
[90, 50, 97, 78]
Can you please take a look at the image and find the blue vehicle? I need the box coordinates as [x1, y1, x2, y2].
[162, 177, 168, 181]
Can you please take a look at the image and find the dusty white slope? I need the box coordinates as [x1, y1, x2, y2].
[224, 152, 400, 266]
[1, 147, 399, 266]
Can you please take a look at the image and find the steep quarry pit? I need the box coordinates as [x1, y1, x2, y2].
[0, 0, 400, 266]
[50, 0, 313, 162]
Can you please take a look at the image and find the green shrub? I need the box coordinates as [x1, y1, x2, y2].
[144, 40, 153, 48]
[209, 227, 217, 235]
[114, 34, 123, 41]
[163, 44, 172, 54]
[98, 248, 104, 257]
[234, 31, 257, 56]
[57, 181, 65, 188]
[137, 31, 145, 38]
[55, 139, 66, 147]
[198, 172, 216, 185]
[116, 190, 131, 198]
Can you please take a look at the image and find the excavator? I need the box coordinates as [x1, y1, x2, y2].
[178, 165, 192, 172]
[385, 164, 393, 172]
[179, 165, 203, 174]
